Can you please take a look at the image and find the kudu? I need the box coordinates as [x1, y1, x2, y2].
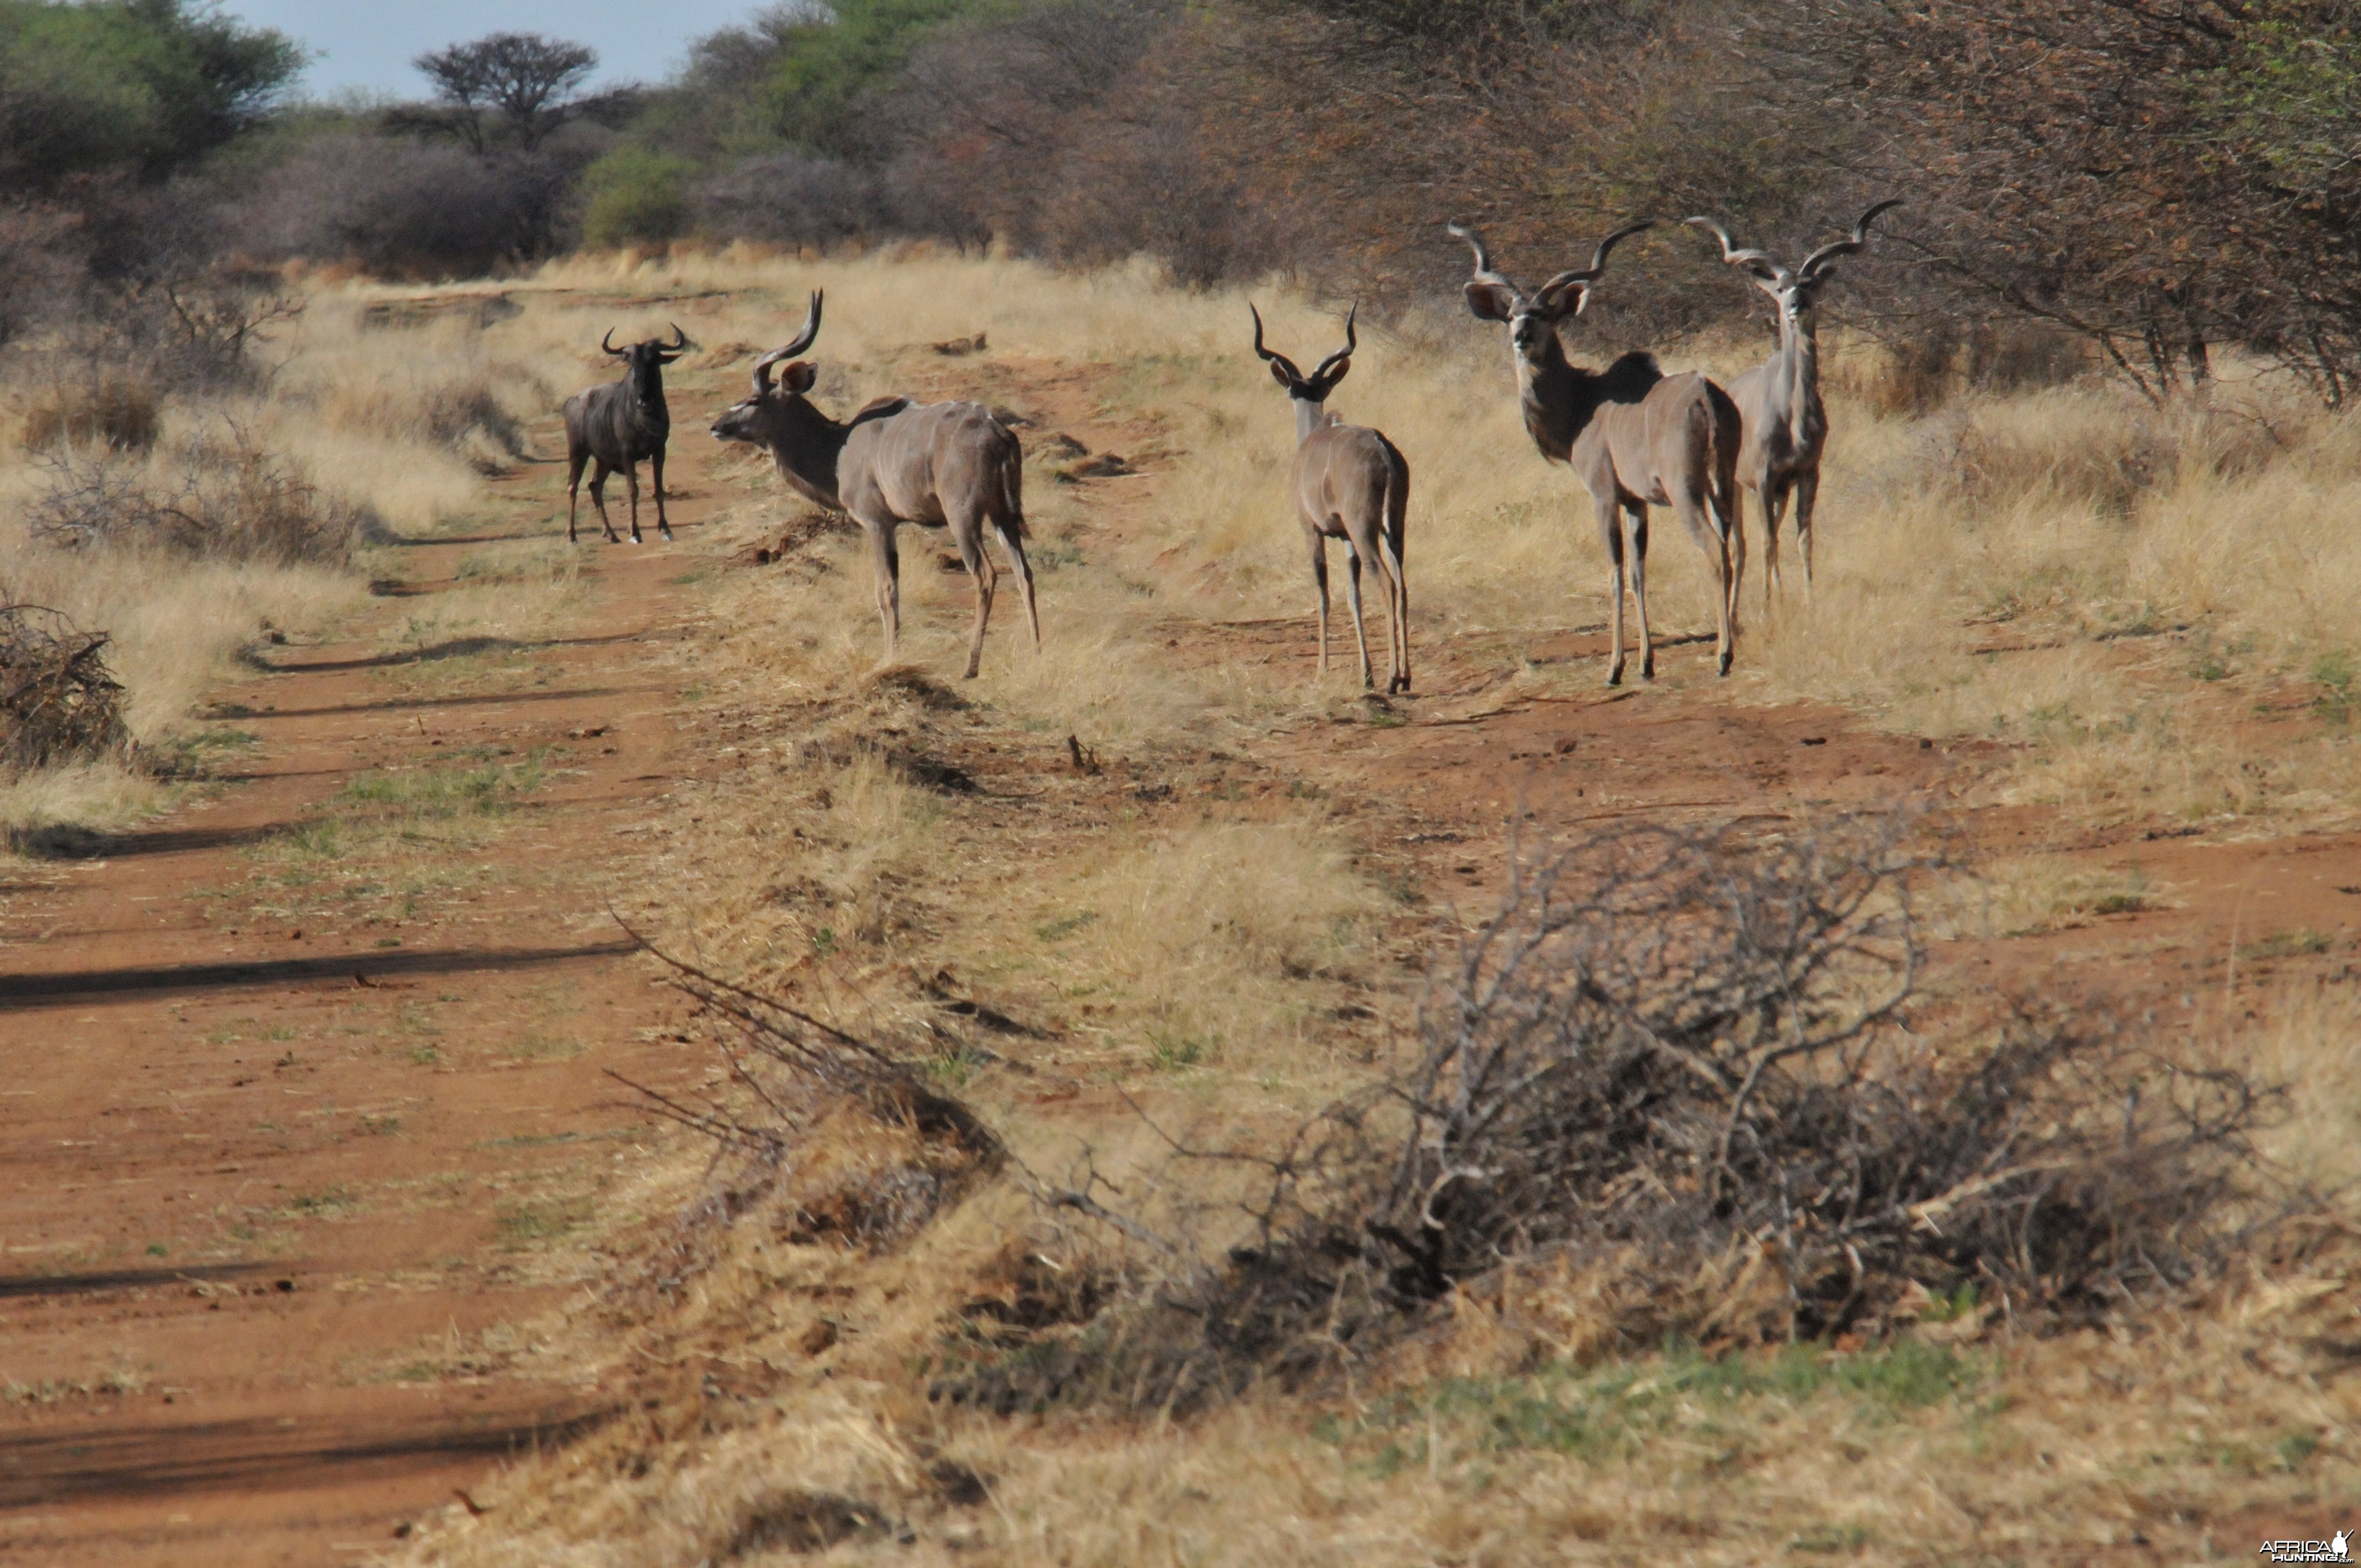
[1683, 200, 1901, 607]
[710, 291, 1039, 679]
[1251, 303, 1411, 694]
[563, 324, 688, 545]
[1449, 221, 1742, 684]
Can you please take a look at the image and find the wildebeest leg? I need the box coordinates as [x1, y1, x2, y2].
[863, 514, 902, 665]
[589, 461, 621, 544]
[624, 462, 643, 545]
[651, 447, 674, 541]
[565, 446, 589, 544]
[1305, 525, 1331, 679]
[1595, 492, 1627, 687]
[951, 514, 999, 680]
[1625, 503, 1656, 682]
[1343, 540, 1375, 689]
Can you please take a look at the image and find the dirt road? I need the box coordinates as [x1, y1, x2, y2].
[0, 429, 721, 1565]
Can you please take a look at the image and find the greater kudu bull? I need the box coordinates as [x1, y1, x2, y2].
[563, 324, 687, 545]
[710, 292, 1040, 679]
[1450, 221, 1742, 684]
[1250, 303, 1411, 693]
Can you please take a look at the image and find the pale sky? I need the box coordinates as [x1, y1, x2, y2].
[219, 1, 769, 99]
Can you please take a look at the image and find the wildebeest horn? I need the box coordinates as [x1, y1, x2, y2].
[667, 321, 688, 350]
[601, 328, 627, 357]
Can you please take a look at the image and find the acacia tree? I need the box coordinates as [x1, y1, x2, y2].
[404, 32, 607, 152]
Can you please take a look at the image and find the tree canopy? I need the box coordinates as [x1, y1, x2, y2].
[0, 0, 304, 193]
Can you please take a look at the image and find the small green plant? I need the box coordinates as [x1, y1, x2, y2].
[2314, 649, 2357, 725]
[284, 1185, 358, 1219]
[2238, 928, 2332, 960]
[409, 1046, 440, 1065]
[358, 1114, 400, 1136]
[812, 925, 837, 957]
[144, 1242, 167, 1257]
[1787, 1524, 1872, 1555]
[495, 1197, 590, 1249]
[1147, 1028, 1209, 1071]
[1919, 1282, 1980, 1322]
[282, 819, 346, 858]
[1035, 911, 1100, 943]
[927, 1044, 988, 1090]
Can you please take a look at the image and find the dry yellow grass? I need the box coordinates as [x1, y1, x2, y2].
[0, 280, 605, 849]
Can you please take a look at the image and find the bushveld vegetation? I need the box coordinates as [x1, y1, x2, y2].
[241, 247, 2340, 1565]
[2, 1, 2359, 1560]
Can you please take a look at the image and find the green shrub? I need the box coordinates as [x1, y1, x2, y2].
[579, 145, 693, 248]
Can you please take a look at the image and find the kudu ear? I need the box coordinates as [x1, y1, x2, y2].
[1464, 281, 1517, 323]
[1266, 358, 1299, 392]
[780, 361, 818, 394]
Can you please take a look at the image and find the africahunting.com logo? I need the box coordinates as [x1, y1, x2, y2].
[2259, 1530, 2352, 1564]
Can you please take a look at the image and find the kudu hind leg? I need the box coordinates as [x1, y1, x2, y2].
[1305, 529, 1331, 679]
[953, 517, 998, 680]
[1379, 532, 1410, 694]
[1342, 546, 1375, 689]
[1595, 497, 1628, 687]
[1625, 505, 1656, 681]
[864, 518, 902, 665]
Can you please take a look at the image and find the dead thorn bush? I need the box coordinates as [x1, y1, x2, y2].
[28, 421, 376, 565]
[960, 815, 2292, 1414]
[609, 930, 1004, 1303]
[0, 602, 130, 771]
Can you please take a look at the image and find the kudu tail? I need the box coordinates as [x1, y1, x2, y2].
[991, 442, 1028, 541]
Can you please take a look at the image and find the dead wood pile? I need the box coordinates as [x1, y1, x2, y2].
[0, 603, 128, 769]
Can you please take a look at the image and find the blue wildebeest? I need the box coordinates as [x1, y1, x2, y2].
[1249, 303, 1411, 694]
[563, 323, 688, 545]
[710, 291, 1040, 679]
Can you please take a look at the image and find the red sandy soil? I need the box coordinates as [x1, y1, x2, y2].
[0, 439, 724, 1566]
